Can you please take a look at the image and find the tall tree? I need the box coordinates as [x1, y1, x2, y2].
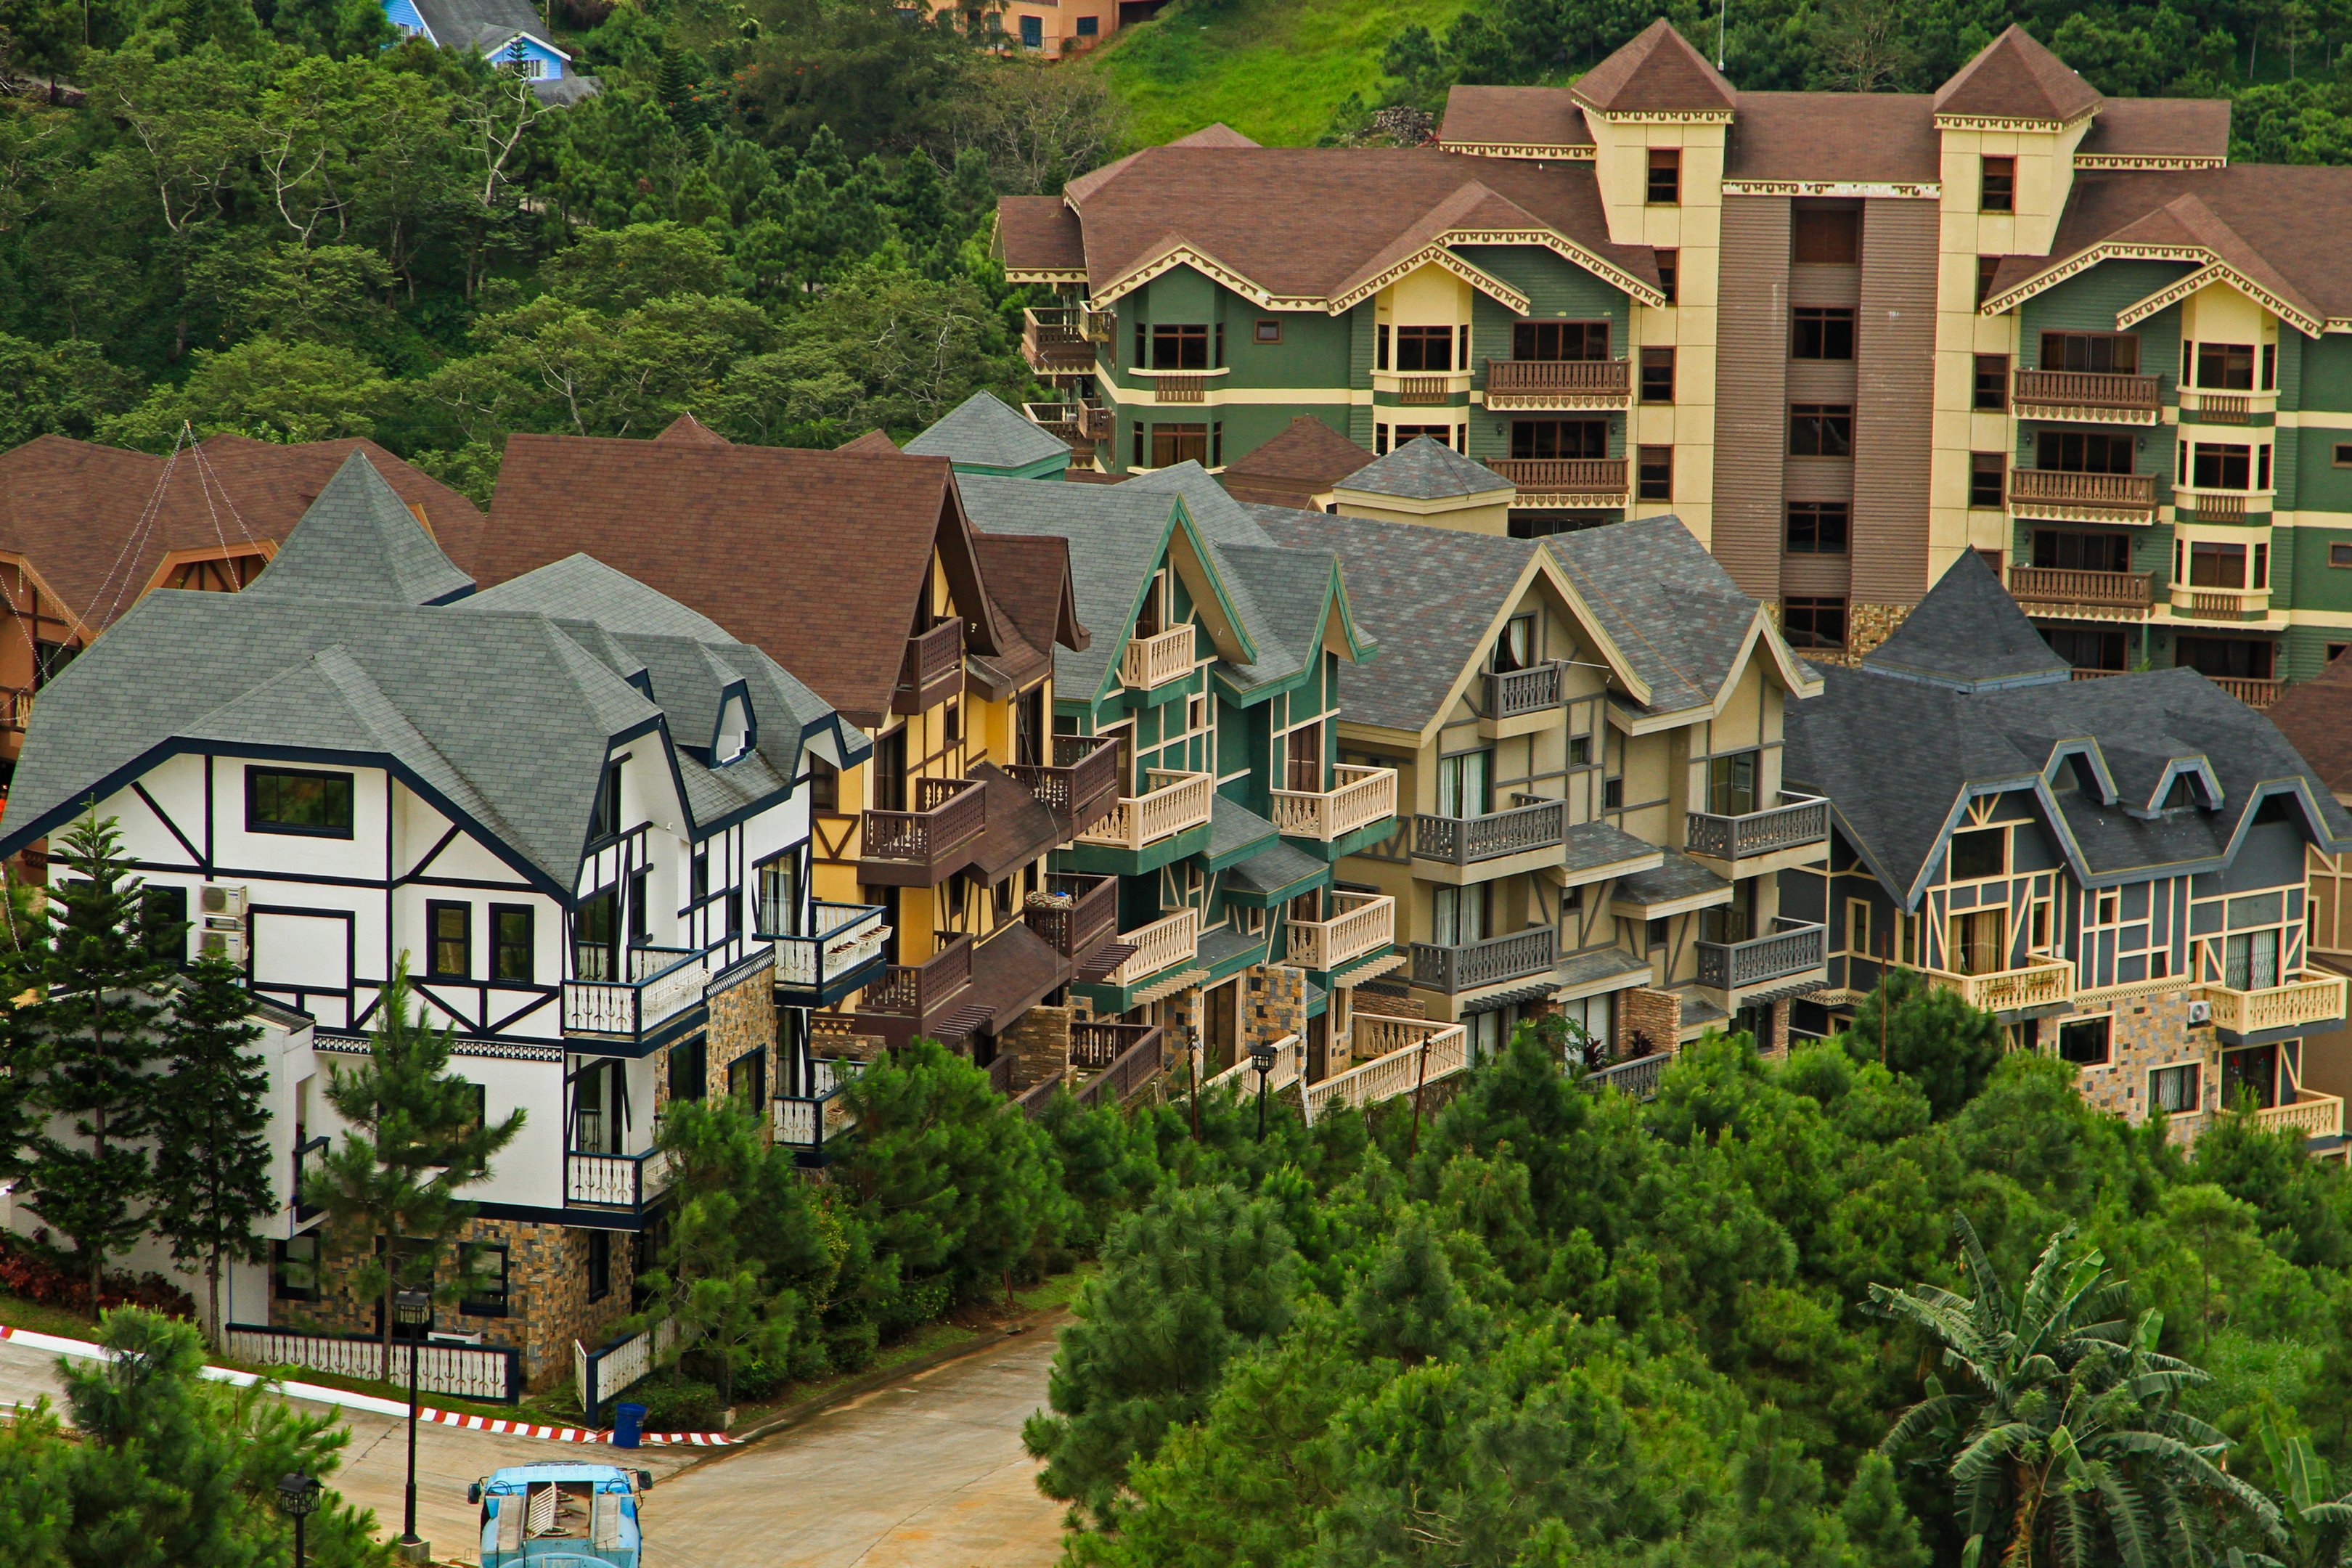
[20, 810, 178, 1307]
[303, 964, 524, 1376]
[148, 955, 274, 1344]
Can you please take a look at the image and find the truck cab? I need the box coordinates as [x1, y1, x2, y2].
[468, 1463, 651, 1568]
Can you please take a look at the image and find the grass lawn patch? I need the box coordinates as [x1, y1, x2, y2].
[0, 1290, 106, 1344]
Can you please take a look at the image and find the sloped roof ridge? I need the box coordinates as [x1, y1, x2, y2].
[1335, 436, 1513, 501]
[1861, 552, 2072, 690]
[1223, 416, 1373, 486]
[242, 451, 475, 607]
[1932, 23, 2101, 121]
[904, 390, 1070, 470]
[1571, 19, 1736, 115]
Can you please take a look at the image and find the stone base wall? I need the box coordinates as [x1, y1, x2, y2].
[1759, 999, 1793, 1061]
[1003, 1004, 1074, 1090]
[1246, 964, 1307, 1055]
[2039, 989, 2223, 1125]
[705, 957, 777, 1104]
[1353, 989, 1428, 1020]
[1615, 986, 1681, 1059]
[1764, 600, 1911, 668]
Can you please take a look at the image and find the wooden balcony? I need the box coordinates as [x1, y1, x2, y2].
[1067, 1022, 1167, 1108]
[1022, 870, 1119, 960]
[1485, 457, 1628, 507]
[2174, 487, 2254, 524]
[1154, 376, 1209, 404]
[1023, 399, 1111, 450]
[1286, 891, 1395, 972]
[1122, 623, 1195, 689]
[1395, 375, 1458, 406]
[1101, 907, 1200, 989]
[1685, 793, 1829, 870]
[1482, 662, 1564, 719]
[564, 1146, 675, 1211]
[892, 618, 965, 715]
[1483, 357, 1632, 410]
[2212, 675, 2284, 708]
[769, 901, 891, 1007]
[562, 944, 707, 1045]
[1007, 732, 1123, 836]
[1021, 306, 1101, 375]
[2170, 583, 2270, 620]
[854, 932, 975, 1042]
[1302, 1021, 1468, 1124]
[2179, 388, 2270, 424]
[1269, 764, 1396, 842]
[2007, 565, 2157, 618]
[1410, 926, 1558, 994]
[2200, 971, 2348, 1037]
[2006, 468, 2160, 524]
[1695, 922, 1826, 998]
[1077, 768, 1214, 852]
[1923, 956, 2073, 1015]
[2009, 368, 2161, 423]
[862, 775, 987, 886]
[1411, 799, 1567, 868]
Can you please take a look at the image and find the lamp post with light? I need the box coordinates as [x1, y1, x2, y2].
[1249, 1039, 1278, 1140]
[276, 1471, 322, 1568]
[394, 1289, 432, 1557]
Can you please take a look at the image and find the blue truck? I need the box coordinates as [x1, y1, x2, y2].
[468, 1463, 653, 1568]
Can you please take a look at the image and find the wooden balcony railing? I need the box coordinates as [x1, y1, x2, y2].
[2007, 565, 2157, 611]
[1021, 306, 1098, 372]
[2200, 972, 2348, 1034]
[1077, 769, 1214, 852]
[1071, 1024, 1167, 1108]
[892, 618, 965, 715]
[1924, 956, 2073, 1013]
[2212, 675, 2284, 707]
[1269, 764, 1397, 841]
[1302, 1022, 1468, 1124]
[863, 775, 987, 878]
[562, 944, 706, 1039]
[859, 932, 973, 1025]
[1071, 1018, 1161, 1072]
[1410, 926, 1558, 994]
[1155, 377, 1207, 404]
[1023, 870, 1119, 959]
[1484, 358, 1632, 407]
[1411, 799, 1567, 866]
[1482, 661, 1564, 718]
[1023, 400, 1111, 447]
[1686, 793, 1829, 863]
[2006, 469, 2160, 518]
[2009, 369, 2161, 414]
[1008, 732, 1123, 834]
[2179, 489, 2250, 523]
[1485, 457, 1628, 496]
[1102, 907, 1199, 988]
[2192, 393, 2250, 422]
[565, 1147, 674, 1210]
[1696, 922, 1826, 992]
[1122, 623, 1195, 688]
[1286, 891, 1395, 972]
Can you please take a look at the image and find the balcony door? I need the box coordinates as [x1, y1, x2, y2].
[1492, 615, 1535, 673]
[2032, 530, 2131, 572]
[1706, 751, 1758, 817]
[573, 887, 617, 981]
[2221, 1043, 2279, 1111]
[2224, 928, 2280, 991]
[1432, 885, 1488, 948]
[756, 853, 800, 938]
[571, 1059, 627, 1153]
[1946, 908, 2006, 976]
[1511, 420, 1607, 460]
[1285, 722, 1323, 793]
[1513, 322, 1609, 362]
[1700, 880, 1754, 946]
[2035, 430, 2136, 475]
[1437, 749, 1490, 820]
[873, 727, 907, 813]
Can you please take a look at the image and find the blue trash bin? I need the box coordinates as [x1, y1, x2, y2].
[611, 1402, 648, 1449]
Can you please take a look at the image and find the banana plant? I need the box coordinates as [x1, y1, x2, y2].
[2228, 1401, 2352, 1568]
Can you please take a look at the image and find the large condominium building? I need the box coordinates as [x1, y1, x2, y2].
[1001, 20, 2352, 695]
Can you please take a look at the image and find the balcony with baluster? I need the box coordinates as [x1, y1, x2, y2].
[1069, 767, 1215, 875]
[774, 1055, 868, 1161]
[767, 901, 891, 1008]
[817, 933, 978, 1052]
[563, 1144, 675, 1215]
[1694, 920, 1828, 1008]
[1483, 457, 1630, 509]
[2009, 367, 2162, 425]
[1482, 357, 1632, 411]
[892, 617, 965, 716]
[1267, 763, 1397, 855]
[1023, 399, 1112, 452]
[1684, 792, 1830, 880]
[1021, 870, 1122, 976]
[562, 943, 709, 1053]
[1922, 955, 2075, 1017]
[1479, 661, 1565, 739]
[1120, 624, 1196, 694]
[2200, 971, 2348, 1043]
[1006, 732, 1123, 838]
[1285, 891, 1395, 973]
[2006, 565, 2158, 621]
[1021, 306, 1109, 377]
[860, 775, 987, 888]
[2006, 468, 2161, 525]
[1410, 796, 1568, 884]
[1084, 907, 1203, 1011]
[1410, 926, 1558, 999]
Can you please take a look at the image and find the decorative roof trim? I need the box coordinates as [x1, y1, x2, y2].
[2073, 153, 2227, 171]
[1434, 140, 1596, 161]
[1330, 242, 1532, 315]
[1005, 269, 1088, 285]
[1572, 106, 1734, 125]
[1092, 240, 1326, 312]
[1934, 110, 2097, 134]
[1429, 226, 1669, 309]
[2115, 260, 2323, 338]
[1722, 179, 1941, 200]
[1977, 241, 2208, 316]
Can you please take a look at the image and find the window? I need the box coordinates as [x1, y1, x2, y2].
[1646, 917, 1670, 951]
[2057, 1017, 2111, 1066]
[1396, 326, 1454, 372]
[141, 885, 187, 963]
[587, 1230, 612, 1302]
[1653, 250, 1678, 303]
[755, 854, 799, 937]
[1646, 148, 1680, 205]
[1980, 155, 2015, 212]
[1435, 748, 1490, 818]
[727, 1046, 765, 1105]
[2150, 1061, 2202, 1115]
[1569, 733, 1592, 767]
[588, 764, 621, 841]
[1781, 597, 1846, 650]
[1847, 899, 1871, 957]
[2037, 430, 2135, 474]
[1018, 12, 1041, 46]
[1254, 318, 1281, 343]
[1511, 419, 1606, 460]
[248, 768, 354, 838]
[1514, 322, 1609, 361]
[1969, 452, 2006, 510]
[574, 887, 617, 981]
[1376, 323, 1389, 371]
[1151, 423, 1209, 468]
[629, 866, 650, 945]
[1785, 502, 1849, 554]
[427, 901, 470, 979]
[1394, 422, 1453, 449]
[1640, 347, 1675, 401]
[2259, 443, 2272, 491]
[460, 1244, 510, 1316]
[2224, 928, 2281, 991]
[274, 1236, 319, 1302]
[1976, 256, 2001, 307]
[1948, 828, 2005, 881]
[2039, 332, 2138, 375]
[668, 1034, 707, 1102]
[1974, 354, 2009, 410]
[2033, 530, 2131, 573]
[1492, 615, 1535, 672]
[1792, 208, 1859, 264]
[1603, 776, 1625, 809]
[1790, 307, 1855, 361]
[1637, 446, 1673, 501]
[2175, 635, 2274, 680]
[1150, 324, 1209, 370]
[1789, 406, 1853, 457]
[2188, 539, 2248, 588]
[2196, 342, 2255, 390]
[32, 639, 76, 688]
[807, 756, 839, 814]
[2332, 542, 2352, 567]
[1431, 884, 1488, 947]
[1076, 12, 1096, 31]
[2190, 442, 2252, 489]
[1707, 751, 1757, 817]
[489, 905, 532, 982]
[1374, 422, 1389, 455]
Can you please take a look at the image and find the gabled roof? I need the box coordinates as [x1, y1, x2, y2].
[902, 391, 1071, 473]
[1858, 552, 2073, 693]
[2261, 650, 2352, 798]
[1221, 417, 1373, 507]
[1724, 93, 1941, 184]
[1570, 20, 1736, 118]
[1932, 24, 2100, 123]
[655, 413, 730, 448]
[2075, 97, 2230, 165]
[410, 0, 568, 57]
[1437, 86, 1593, 153]
[1333, 436, 1512, 502]
[995, 196, 1086, 277]
[241, 452, 478, 608]
[835, 429, 903, 456]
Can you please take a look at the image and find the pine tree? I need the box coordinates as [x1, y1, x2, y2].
[304, 963, 525, 1377]
[1343, 1209, 1485, 1365]
[149, 955, 274, 1344]
[20, 810, 179, 1307]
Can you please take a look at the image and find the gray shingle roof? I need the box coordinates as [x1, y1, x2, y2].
[903, 391, 1071, 472]
[1208, 793, 1280, 862]
[1861, 552, 2073, 692]
[1247, 506, 1538, 732]
[462, 552, 732, 642]
[241, 451, 477, 607]
[1563, 820, 1665, 875]
[1614, 848, 1732, 908]
[1334, 436, 1514, 501]
[1544, 515, 1766, 715]
[412, 0, 555, 53]
[1225, 839, 1328, 898]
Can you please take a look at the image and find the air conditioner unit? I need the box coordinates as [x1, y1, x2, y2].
[2187, 1000, 2212, 1026]
[200, 927, 247, 965]
[200, 884, 248, 919]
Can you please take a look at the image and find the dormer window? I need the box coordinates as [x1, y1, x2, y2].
[714, 692, 752, 765]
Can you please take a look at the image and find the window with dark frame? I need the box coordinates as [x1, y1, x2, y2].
[1646, 148, 1680, 205]
[668, 1034, 707, 1102]
[807, 756, 839, 814]
[2041, 625, 2127, 671]
[2263, 342, 2277, 389]
[1785, 502, 1850, 554]
[1151, 423, 1210, 468]
[587, 764, 621, 842]
[1791, 208, 1859, 265]
[460, 1244, 510, 1316]
[248, 768, 355, 838]
[2040, 332, 2139, 375]
[2032, 531, 2131, 573]
[274, 1236, 319, 1302]
[427, 901, 470, 979]
[1789, 405, 1853, 457]
[2057, 1016, 2111, 1066]
[1510, 419, 1607, 460]
[1395, 326, 1454, 372]
[1254, 319, 1281, 343]
[727, 1046, 765, 1105]
[1640, 346, 1675, 401]
[2187, 539, 2250, 588]
[1150, 323, 1210, 370]
[2190, 442, 2252, 489]
[587, 1230, 611, 1302]
[1637, 446, 1673, 500]
[1513, 322, 1609, 361]
[1791, 307, 1855, 360]
[1603, 776, 1624, 809]
[1781, 597, 1847, 649]
[2332, 542, 2352, 568]
[2038, 430, 2136, 474]
[1980, 155, 2015, 212]
[2195, 342, 2255, 390]
[2174, 635, 2274, 680]
[1974, 354, 2009, 410]
[1376, 323, 1389, 370]
[491, 905, 533, 982]
[1948, 828, 2006, 881]
[1653, 250, 1677, 303]
[1969, 452, 2006, 509]
[2150, 1061, 2202, 1114]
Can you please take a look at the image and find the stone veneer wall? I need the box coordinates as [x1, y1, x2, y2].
[1003, 1003, 1074, 1091]
[2039, 989, 2225, 1125]
[1765, 600, 1911, 667]
[1615, 986, 1682, 1059]
[702, 955, 777, 1105]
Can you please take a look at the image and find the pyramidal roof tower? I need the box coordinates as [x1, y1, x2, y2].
[242, 451, 476, 606]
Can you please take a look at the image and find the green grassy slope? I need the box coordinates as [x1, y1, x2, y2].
[1084, 0, 1471, 149]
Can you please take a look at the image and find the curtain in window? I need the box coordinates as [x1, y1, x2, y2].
[1437, 751, 1490, 819]
[2224, 929, 2279, 991]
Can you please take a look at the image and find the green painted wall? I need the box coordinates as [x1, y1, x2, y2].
[1455, 245, 1632, 391]
[2016, 260, 2192, 397]
[2300, 333, 2352, 412]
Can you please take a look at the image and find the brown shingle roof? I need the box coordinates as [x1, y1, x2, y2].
[1932, 25, 2101, 122]
[973, 532, 1089, 673]
[1724, 93, 1941, 183]
[2264, 652, 2352, 796]
[1570, 20, 1735, 117]
[655, 413, 731, 446]
[1437, 85, 1593, 150]
[1224, 417, 1371, 488]
[996, 195, 1085, 274]
[836, 429, 903, 456]
[2077, 97, 2231, 161]
[0, 433, 484, 636]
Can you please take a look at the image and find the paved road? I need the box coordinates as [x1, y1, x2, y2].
[0, 1320, 1070, 1568]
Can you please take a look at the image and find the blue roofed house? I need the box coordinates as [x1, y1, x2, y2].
[384, 0, 598, 102]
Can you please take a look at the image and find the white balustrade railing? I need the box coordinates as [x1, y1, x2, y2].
[563, 947, 707, 1037]
[574, 1317, 680, 1421]
[226, 1324, 519, 1402]
[1078, 769, 1215, 851]
[772, 905, 889, 989]
[1286, 892, 1395, 971]
[1199, 1033, 1302, 1095]
[1302, 1024, 1467, 1124]
[1122, 624, 1196, 689]
[565, 1148, 671, 1208]
[1102, 907, 1200, 988]
[1268, 765, 1397, 841]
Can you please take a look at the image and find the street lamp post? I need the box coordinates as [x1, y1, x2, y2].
[393, 1289, 432, 1556]
[275, 1471, 322, 1568]
[1249, 1040, 1278, 1140]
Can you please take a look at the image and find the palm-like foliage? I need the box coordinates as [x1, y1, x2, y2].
[2235, 1402, 2352, 1568]
[1869, 1214, 2282, 1568]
